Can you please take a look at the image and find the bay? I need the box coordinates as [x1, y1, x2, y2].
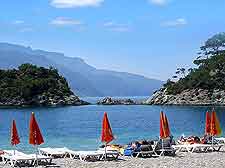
[0, 97, 224, 153]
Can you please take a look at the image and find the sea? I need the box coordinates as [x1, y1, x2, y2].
[0, 96, 224, 152]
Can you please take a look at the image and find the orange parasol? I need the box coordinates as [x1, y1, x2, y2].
[29, 112, 44, 145]
[210, 111, 222, 136]
[160, 112, 165, 139]
[160, 111, 170, 139]
[11, 120, 20, 146]
[205, 111, 211, 135]
[101, 112, 114, 144]
[163, 113, 171, 138]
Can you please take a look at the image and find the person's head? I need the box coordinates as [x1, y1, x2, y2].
[135, 141, 140, 145]
[131, 142, 137, 149]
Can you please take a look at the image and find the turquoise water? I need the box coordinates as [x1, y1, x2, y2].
[0, 98, 225, 152]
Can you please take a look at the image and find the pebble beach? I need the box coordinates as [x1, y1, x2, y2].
[1, 147, 225, 168]
[53, 149, 225, 168]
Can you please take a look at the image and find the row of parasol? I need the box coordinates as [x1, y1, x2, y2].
[11, 112, 44, 147]
[10, 112, 113, 152]
[102, 111, 222, 145]
[10, 111, 222, 152]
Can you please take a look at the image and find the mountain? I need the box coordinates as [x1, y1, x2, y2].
[0, 42, 163, 96]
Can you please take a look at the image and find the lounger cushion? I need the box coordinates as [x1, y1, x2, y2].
[124, 148, 134, 156]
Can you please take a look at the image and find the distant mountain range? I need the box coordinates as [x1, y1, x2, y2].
[0, 42, 163, 96]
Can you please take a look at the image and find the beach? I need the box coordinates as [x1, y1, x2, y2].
[52, 148, 225, 168]
[1, 147, 225, 168]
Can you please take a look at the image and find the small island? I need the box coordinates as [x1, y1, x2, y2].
[97, 97, 141, 105]
[0, 64, 89, 107]
[145, 33, 225, 106]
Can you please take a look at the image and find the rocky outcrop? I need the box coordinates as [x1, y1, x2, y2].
[145, 88, 225, 105]
[97, 97, 140, 105]
[0, 64, 90, 107]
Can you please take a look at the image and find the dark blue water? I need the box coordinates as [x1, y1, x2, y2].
[0, 98, 225, 152]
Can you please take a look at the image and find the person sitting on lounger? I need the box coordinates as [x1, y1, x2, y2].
[131, 141, 141, 150]
[179, 136, 201, 144]
[123, 141, 141, 156]
[201, 135, 211, 144]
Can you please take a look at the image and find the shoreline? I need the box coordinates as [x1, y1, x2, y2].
[1, 103, 225, 109]
[0, 103, 90, 109]
[2, 95, 225, 109]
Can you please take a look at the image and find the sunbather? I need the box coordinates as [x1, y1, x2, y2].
[178, 135, 201, 144]
[201, 135, 212, 144]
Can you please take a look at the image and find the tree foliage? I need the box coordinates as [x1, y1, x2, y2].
[0, 64, 73, 102]
[165, 33, 225, 94]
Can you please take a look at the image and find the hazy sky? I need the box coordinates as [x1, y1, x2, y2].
[0, 0, 224, 80]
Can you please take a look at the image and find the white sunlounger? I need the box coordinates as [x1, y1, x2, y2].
[188, 144, 211, 153]
[172, 143, 218, 153]
[152, 141, 176, 156]
[215, 137, 225, 144]
[1, 150, 34, 167]
[1, 150, 53, 167]
[65, 148, 119, 161]
[131, 145, 154, 158]
[27, 154, 53, 165]
[1, 153, 33, 167]
[207, 144, 224, 152]
[66, 150, 102, 161]
[39, 147, 69, 158]
[97, 148, 120, 160]
[172, 144, 193, 152]
[154, 147, 176, 156]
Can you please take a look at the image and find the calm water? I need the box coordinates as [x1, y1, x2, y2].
[0, 97, 225, 152]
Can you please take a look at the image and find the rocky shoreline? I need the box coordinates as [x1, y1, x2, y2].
[145, 88, 225, 106]
[0, 94, 90, 107]
[97, 97, 142, 105]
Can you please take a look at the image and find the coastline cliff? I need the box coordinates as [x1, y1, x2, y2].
[145, 33, 225, 106]
[145, 88, 225, 105]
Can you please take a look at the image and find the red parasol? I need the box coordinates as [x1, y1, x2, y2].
[101, 112, 114, 144]
[210, 111, 222, 136]
[29, 112, 44, 145]
[160, 111, 170, 139]
[11, 120, 20, 146]
[205, 111, 211, 135]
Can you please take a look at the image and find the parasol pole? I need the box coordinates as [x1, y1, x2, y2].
[33, 144, 38, 167]
[212, 136, 214, 150]
[161, 138, 164, 156]
[14, 145, 16, 155]
[105, 142, 107, 160]
[35, 144, 39, 167]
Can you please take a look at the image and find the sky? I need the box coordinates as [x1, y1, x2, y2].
[0, 0, 224, 80]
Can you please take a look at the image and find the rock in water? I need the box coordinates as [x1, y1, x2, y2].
[97, 97, 139, 105]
